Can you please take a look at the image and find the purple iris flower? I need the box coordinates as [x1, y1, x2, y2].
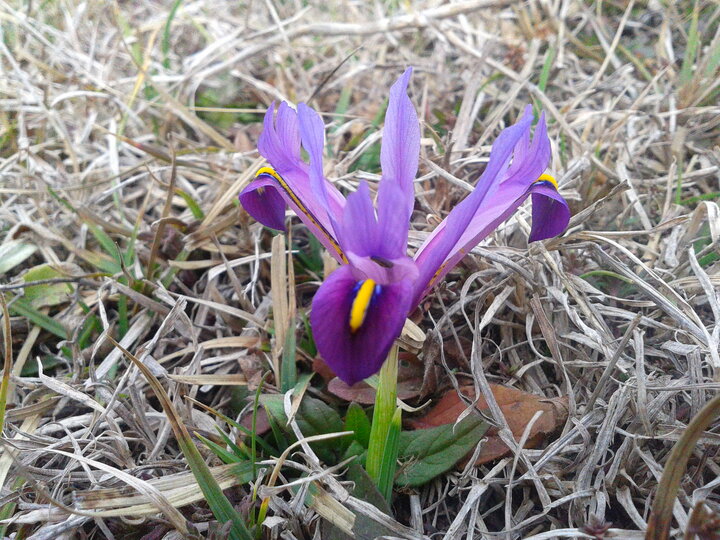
[240, 69, 570, 386]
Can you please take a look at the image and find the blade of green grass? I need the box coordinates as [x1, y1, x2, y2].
[197, 433, 245, 464]
[0, 294, 12, 433]
[175, 187, 205, 220]
[162, 0, 184, 69]
[538, 46, 555, 93]
[680, 1, 700, 85]
[215, 427, 251, 460]
[107, 336, 253, 540]
[192, 399, 277, 457]
[9, 297, 68, 339]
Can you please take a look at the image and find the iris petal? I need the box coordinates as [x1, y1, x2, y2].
[258, 102, 301, 174]
[528, 183, 570, 242]
[380, 67, 420, 219]
[310, 265, 413, 386]
[377, 180, 411, 259]
[238, 173, 287, 231]
[297, 103, 346, 232]
[412, 106, 540, 302]
[339, 181, 378, 257]
[240, 103, 348, 263]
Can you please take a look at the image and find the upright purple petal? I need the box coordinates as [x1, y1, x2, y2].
[335, 179, 409, 262]
[339, 181, 378, 257]
[337, 181, 419, 285]
[412, 106, 537, 303]
[296, 103, 346, 230]
[376, 181, 413, 259]
[379, 67, 420, 219]
[240, 103, 348, 263]
[258, 102, 301, 174]
[311, 265, 413, 386]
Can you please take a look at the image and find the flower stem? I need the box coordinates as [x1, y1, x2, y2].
[366, 342, 400, 500]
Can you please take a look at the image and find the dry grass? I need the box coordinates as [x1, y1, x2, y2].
[1, 0, 719, 538]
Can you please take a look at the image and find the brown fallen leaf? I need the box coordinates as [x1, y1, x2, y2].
[239, 406, 271, 439]
[407, 384, 568, 465]
[325, 352, 423, 404]
[312, 356, 337, 383]
[327, 376, 422, 405]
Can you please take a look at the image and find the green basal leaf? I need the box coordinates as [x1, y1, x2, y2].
[21, 264, 76, 308]
[395, 415, 488, 487]
[320, 463, 393, 540]
[260, 393, 344, 462]
[341, 440, 366, 463]
[344, 402, 371, 448]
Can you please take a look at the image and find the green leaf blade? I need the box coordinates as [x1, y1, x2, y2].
[396, 416, 489, 487]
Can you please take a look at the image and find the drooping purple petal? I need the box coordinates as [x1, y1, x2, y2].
[238, 174, 287, 231]
[310, 265, 414, 386]
[413, 180, 568, 302]
[379, 67, 420, 220]
[412, 106, 538, 302]
[528, 183, 570, 242]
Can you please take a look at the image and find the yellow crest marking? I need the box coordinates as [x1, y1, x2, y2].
[255, 167, 348, 263]
[349, 279, 377, 333]
[535, 173, 558, 190]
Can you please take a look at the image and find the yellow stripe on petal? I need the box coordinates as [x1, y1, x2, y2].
[349, 279, 377, 333]
[255, 167, 348, 263]
[256, 166, 283, 183]
[535, 173, 558, 190]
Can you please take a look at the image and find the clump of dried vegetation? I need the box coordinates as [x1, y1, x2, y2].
[1, 0, 719, 538]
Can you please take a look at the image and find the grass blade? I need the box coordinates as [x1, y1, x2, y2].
[106, 334, 253, 540]
[0, 294, 12, 433]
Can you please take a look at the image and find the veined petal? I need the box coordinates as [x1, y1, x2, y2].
[258, 102, 302, 174]
[339, 181, 378, 257]
[412, 106, 538, 302]
[311, 265, 413, 386]
[242, 102, 348, 263]
[338, 181, 419, 284]
[377, 180, 413, 259]
[379, 67, 420, 220]
[239, 167, 348, 263]
[412, 176, 568, 302]
[296, 103, 346, 230]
